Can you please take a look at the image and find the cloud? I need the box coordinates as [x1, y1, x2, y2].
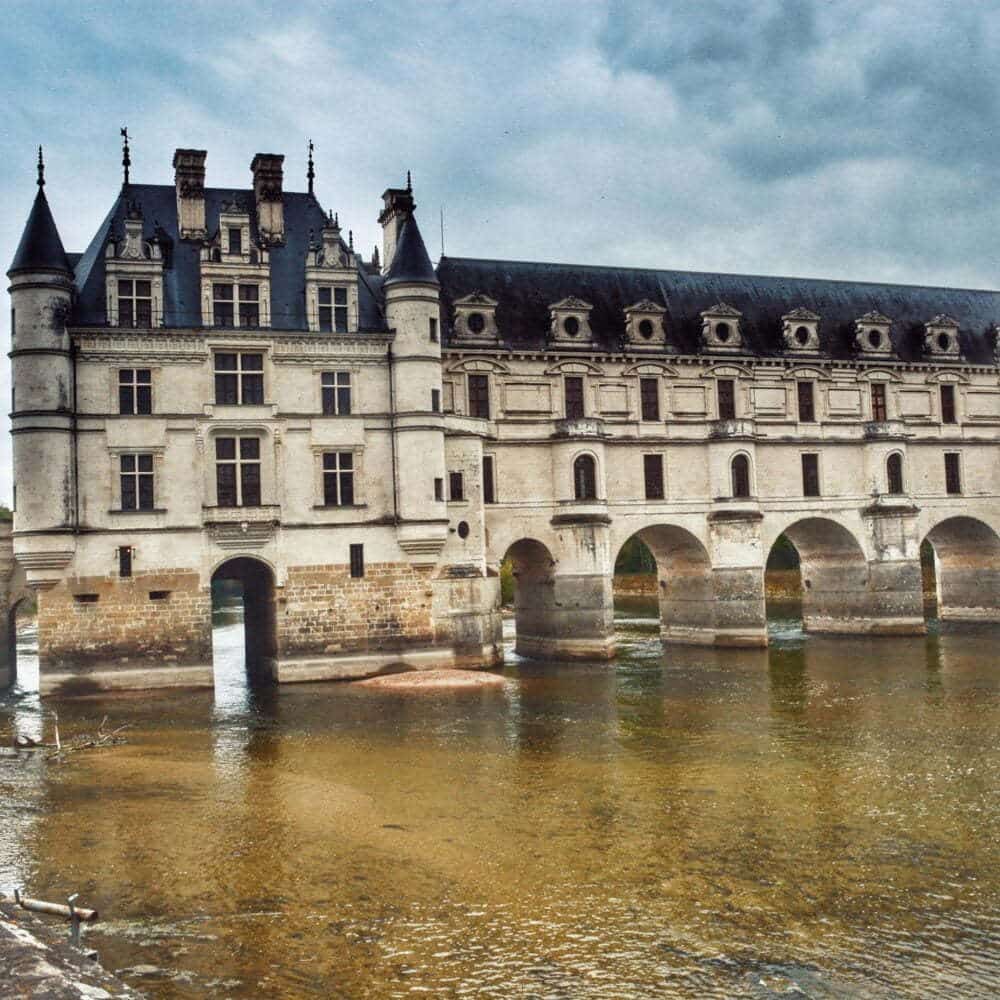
[1, 0, 999, 506]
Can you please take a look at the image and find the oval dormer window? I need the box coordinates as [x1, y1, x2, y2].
[563, 316, 580, 337]
[795, 326, 810, 346]
[715, 322, 731, 343]
[868, 329, 882, 349]
[937, 332, 951, 351]
[638, 318, 654, 340]
[467, 312, 486, 334]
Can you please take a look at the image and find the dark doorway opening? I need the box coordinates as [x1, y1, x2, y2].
[4, 596, 38, 693]
[211, 558, 278, 689]
[765, 533, 803, 630]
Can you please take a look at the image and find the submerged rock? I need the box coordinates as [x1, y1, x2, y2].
[353, 669, 506, 692]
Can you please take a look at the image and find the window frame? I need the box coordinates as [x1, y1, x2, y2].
[349, 543, 365, 579]
[467, 373, 490, 419]
[643, 453, 665, 500]
[119, 453, 155, 511]
[118, 368, 152, 415]
[212, 281, 263, 329]
[886, 452, 904, 495]
[573, 453, 598, 501]
[215, 436, 262, 508]
[322, 451, 356, 507]
[717, 378, 736, 420]
[940, 384, 957, 425]
[944, 451, 962, 495]
[214, 352, 265, 406]
[321, 370, 352, 416]
[801, 452, 821, 497]
[731, 453, 752, 499]
[449, 471, 465, 502]
[564, 375, 585, 420]
[117, 278, 153, 329]
[318, 285, 349, 333]
[639, 377, 660, 422]
[871, 382, 888, 423]
[483, 454, 496, 504]
[797, 381, 816, 423]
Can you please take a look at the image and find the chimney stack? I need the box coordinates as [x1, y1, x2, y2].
[251, 153, 285, 244]
[173, 149, 207, 239]
[378, 182, 415, 274]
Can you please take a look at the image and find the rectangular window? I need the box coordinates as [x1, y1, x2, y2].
[640, 378, 660, 421]
[228, 227, 242, 255]
[118, 279, 152, 328]
[212, 283, 234, 327]
[321, 371, 352, 415]
[643, 454, 665, 500]
[449, 471, 464, 501]
[565, 376, 585, 419]
[120, 453, 154, 510]
[717, 379, 735, 420]
[797, 381, 816, 422]
[871, 383, 887, 422]
[940, 384, 957, 424]
[483, 455, 496, 504]
[945, 452, 962, 494]
[431, 388, 441, 413]
[468, 374, 490, 419]
[801, 453, 820, 497]
[429, 317, 438, 342]
[318, 286, 348, 332]
[215, 436, 261, 507]
[118, 546, 132, 578]
[118, 369, 152, 415]
[322, 451, 355, 506]
[214, 352, 264, 405]
[434, 477, 444, 502]
[238, 284, 260, 327]
[349, 543, 365, 579]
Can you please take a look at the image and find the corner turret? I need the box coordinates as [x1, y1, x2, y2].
[8, 149, 72, 277]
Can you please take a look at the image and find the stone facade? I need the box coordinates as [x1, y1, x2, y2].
[5, 144, 1000, 695]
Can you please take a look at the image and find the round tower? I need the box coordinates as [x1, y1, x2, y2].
[7, 149, 77, 584]
[379, 181, 446, 532]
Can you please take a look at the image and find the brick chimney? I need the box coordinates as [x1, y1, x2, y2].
[251, 153, 285, 244]
[173, 149, 207, 239]
[378, 181, 415, 274]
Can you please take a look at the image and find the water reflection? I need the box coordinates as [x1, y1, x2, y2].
[0, 603, 998, 997]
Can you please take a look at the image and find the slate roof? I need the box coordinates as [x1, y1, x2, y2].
[384, 214, 438, 286]
[70, 184, 387, 332]
[436, 257, 1000, 364]
[8, 187, 72, 275]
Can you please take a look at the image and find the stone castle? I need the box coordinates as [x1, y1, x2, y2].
[4, 143, 1000, 695]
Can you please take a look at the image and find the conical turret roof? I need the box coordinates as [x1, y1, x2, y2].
[9, 186, 72, 276]
[384, 214, 438, 286]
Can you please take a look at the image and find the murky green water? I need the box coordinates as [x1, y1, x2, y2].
[2, 602, 999, 998]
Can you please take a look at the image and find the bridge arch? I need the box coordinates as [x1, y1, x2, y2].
[4, 591, 35, 691]
[767, 517, 870, 633]
[615, 524, 715, 645]
[211, 556, 278, 685]
[922, 516, 1000, 623]
[501, 537, 558, 659]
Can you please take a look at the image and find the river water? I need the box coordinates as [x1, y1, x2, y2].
[1, 601, 999, 998]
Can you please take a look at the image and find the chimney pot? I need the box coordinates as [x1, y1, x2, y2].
[173, 149, 207, 239]
[251, 153, 285, 244]
[378, 186, 415, 274]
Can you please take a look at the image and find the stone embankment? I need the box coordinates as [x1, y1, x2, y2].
[0, 898, 139, 998]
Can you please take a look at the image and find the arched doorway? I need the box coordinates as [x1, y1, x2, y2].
[500, 538, 557, 659]
[769, 518, 869, 633]
[922, 517, 1000, 624]
[615, 525, 714, 645]
[4, 595, 37, 692]
[211, 557, 278, 687]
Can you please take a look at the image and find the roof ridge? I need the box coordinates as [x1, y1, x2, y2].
[439, 255, 1000, 297]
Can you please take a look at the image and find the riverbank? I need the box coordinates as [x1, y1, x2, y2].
[0, 898, 139, 998]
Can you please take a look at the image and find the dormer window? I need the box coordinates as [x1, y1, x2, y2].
[854, 311, 893, 357]
[700, 303, 744, 352]
[624, 299, 668, 349]
[452, 292, 500, 343]
[549, 297, 594, 345]
[118, 279, 152, 328]
[200, 203, 271, 328]
[923, 315, 961, 359]
[781, 307, 820, 353]
[318, 286, 348, 332]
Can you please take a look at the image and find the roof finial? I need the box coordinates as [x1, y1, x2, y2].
[333, 211, 339, 228]
[348, 229, 354, 251]
[36, 145, 45, 188]
[406, 169, 412, 193]
[120, 126, 131, 186]
[307, 139, 315, 195]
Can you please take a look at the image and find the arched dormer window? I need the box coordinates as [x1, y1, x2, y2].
[731, 454, 751, 498]
[573, 454, 597, 500]
[886, 453, 904, 495]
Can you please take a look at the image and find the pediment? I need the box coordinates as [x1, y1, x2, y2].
[445, 357, 510, 374]
[783, 306, 820, 322]
[549, 296, 592, 312]
[926, 314, 959, 329]
[701, 302, 742, 318]
[624, 299, 666, 314]
[622, 362, 678, 376]
[543, 360, 604, 375]
[857, 310, 892, 326]
[453, 291, 499, 308]
[701, 362, 753, 378]
[782, 366, 830, 381]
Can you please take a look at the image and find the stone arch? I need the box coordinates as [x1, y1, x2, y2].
[730, 451, 752, 498]
[211, 556, 278, 685]
[572, 451, 598, 500]
[886, 451, 905, 495]
[616, 524, 716, 645]
[3, 591, 35, 690]
[502, 538, 558, 659]
[922, 516, 1000, 623]
[770, 517, 870, 633]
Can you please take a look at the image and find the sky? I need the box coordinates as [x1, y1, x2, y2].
[2, 0, 1000, 505]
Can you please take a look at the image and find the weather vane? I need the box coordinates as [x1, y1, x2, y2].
[121, 126, 131, 186]
[307, 139, 315, 195]
[36, 145, 45, 188]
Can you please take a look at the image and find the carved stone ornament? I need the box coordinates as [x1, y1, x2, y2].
[624, 299, 668, 348]
[549, 297, 594, 344]
[453, 292, 500, 342]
